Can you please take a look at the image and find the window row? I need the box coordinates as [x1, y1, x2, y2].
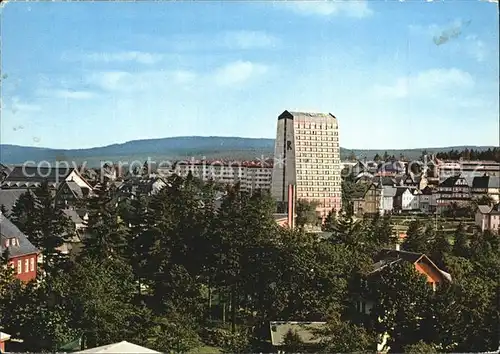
[294, 128, 338, 135]
[13, 257, 36, 274]
[295, 135, 339, 141]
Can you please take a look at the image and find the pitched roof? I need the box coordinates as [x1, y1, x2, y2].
[382, 186, 397, 197]
[0, 189, 30, 214]
[472, 176, 489, 189]
[4, 166, 75, 184]
[370, 249, 452, 282]
[269, 321, 327, 346]
[75, 341, 160, 353]
[65, 181, 84, 198]
[439, 175, 466, 188]
[62, 209, 84, 224]
[477, 204, 500, 215]
[0, 212, 39, 258]
[488, 176, 500, 188]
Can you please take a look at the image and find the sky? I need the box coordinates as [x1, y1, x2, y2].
[1, 0, 499, 150]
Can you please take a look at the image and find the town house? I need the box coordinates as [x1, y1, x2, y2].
[475, 204, 500, 233]
[0, 211, 40, 282]
[436, 175, 471, 212]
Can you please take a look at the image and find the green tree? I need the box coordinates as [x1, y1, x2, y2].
[295, 199, 319, 229]
[322, 208, 337, 232]
[402, 220, 428, 253]
[403, 340, 437, 353]
[452, 223, 469, 258]
[365, 262, 435, 353]
[81, 181, 128, 261]
[316, 313, 375, 353]
[283, 329, 305, 353]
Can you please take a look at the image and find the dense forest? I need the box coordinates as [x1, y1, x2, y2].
[434, 147, 500, 162]
[0, 174, 498, 353]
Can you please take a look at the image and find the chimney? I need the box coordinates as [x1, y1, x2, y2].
[287, 184, 296, 229]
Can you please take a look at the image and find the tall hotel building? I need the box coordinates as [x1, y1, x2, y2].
[271, 110, 342, 216]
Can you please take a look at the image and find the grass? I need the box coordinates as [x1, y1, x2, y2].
[188, 345, 222, 353]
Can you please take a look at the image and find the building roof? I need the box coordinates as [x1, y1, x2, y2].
[488, 176, 500, 188]
[269, 321, 327, 346]
[62, 209, 84, 224]
[75, 341, 160, 353]
[66, 181, 85, 198]
[382, 186, 397, 198]
[0, 211, 39, 258]
[477, 204, 500, 215]
[0, 189, 30, 214]
[439, 175, 466, 188]
[373, 176, 397, 187]
[472, 176, 489, 189]
[4, 166, 75, 184]
[370, 249, 452, 282]
[278, 110, 336, 121]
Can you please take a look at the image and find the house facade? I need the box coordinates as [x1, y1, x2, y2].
[0, 211, 39, 282]
[471, 176, 500, 203]
[436, 175, 471, 212]
[362, 183, 383, 215]
[475, 204, 500, 233]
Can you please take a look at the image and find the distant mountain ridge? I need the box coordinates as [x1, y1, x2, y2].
[0, 136, 496, 167]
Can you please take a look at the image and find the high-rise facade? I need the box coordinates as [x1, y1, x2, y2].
[271, 110, 342, 216]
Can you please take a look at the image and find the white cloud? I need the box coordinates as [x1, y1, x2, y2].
[87, 71, 133, 91]
[86, 69, 198, 93]
[282, 0, 373, 18]
[463, 35, 488, 62]
[221, 31, 280, 49]
[373, 68, 474, 99]
[10, 97, 42, 113]
[85, 51, 163, 64]
[36, 89, 96, 100]
[213, 61, 268, 86]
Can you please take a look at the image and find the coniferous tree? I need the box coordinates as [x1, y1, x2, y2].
[322, 208, 337, 232]
[34, 181, 74, 275]
[402, 220, 428, 253]
[81, 181, 128, 261]
[452, 223, 469, 258]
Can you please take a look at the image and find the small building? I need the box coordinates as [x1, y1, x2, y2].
[471, 176, 500, 204]
[0, 211, 40, 282]
[1, 166, 93, 192]
[55, 180, 91, 208]
[418, 186, 437, 214]
[357, 248, 452, 353]
[475, 204, 500, 233]
[269, 321, 327, 353]
[393, 187, 419, 213]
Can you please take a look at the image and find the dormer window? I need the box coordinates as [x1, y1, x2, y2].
[4, 238, 18, 247]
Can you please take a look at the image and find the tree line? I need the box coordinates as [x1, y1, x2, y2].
[434, 147, 500, 162]
[0, 174, 498, 353]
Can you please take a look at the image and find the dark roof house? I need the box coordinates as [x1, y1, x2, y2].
[0, 211, 39, 259]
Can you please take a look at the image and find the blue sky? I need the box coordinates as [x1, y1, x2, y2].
[1, 0, 498, 150]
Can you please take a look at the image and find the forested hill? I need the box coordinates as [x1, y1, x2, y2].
[0, 136, 497, 165]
